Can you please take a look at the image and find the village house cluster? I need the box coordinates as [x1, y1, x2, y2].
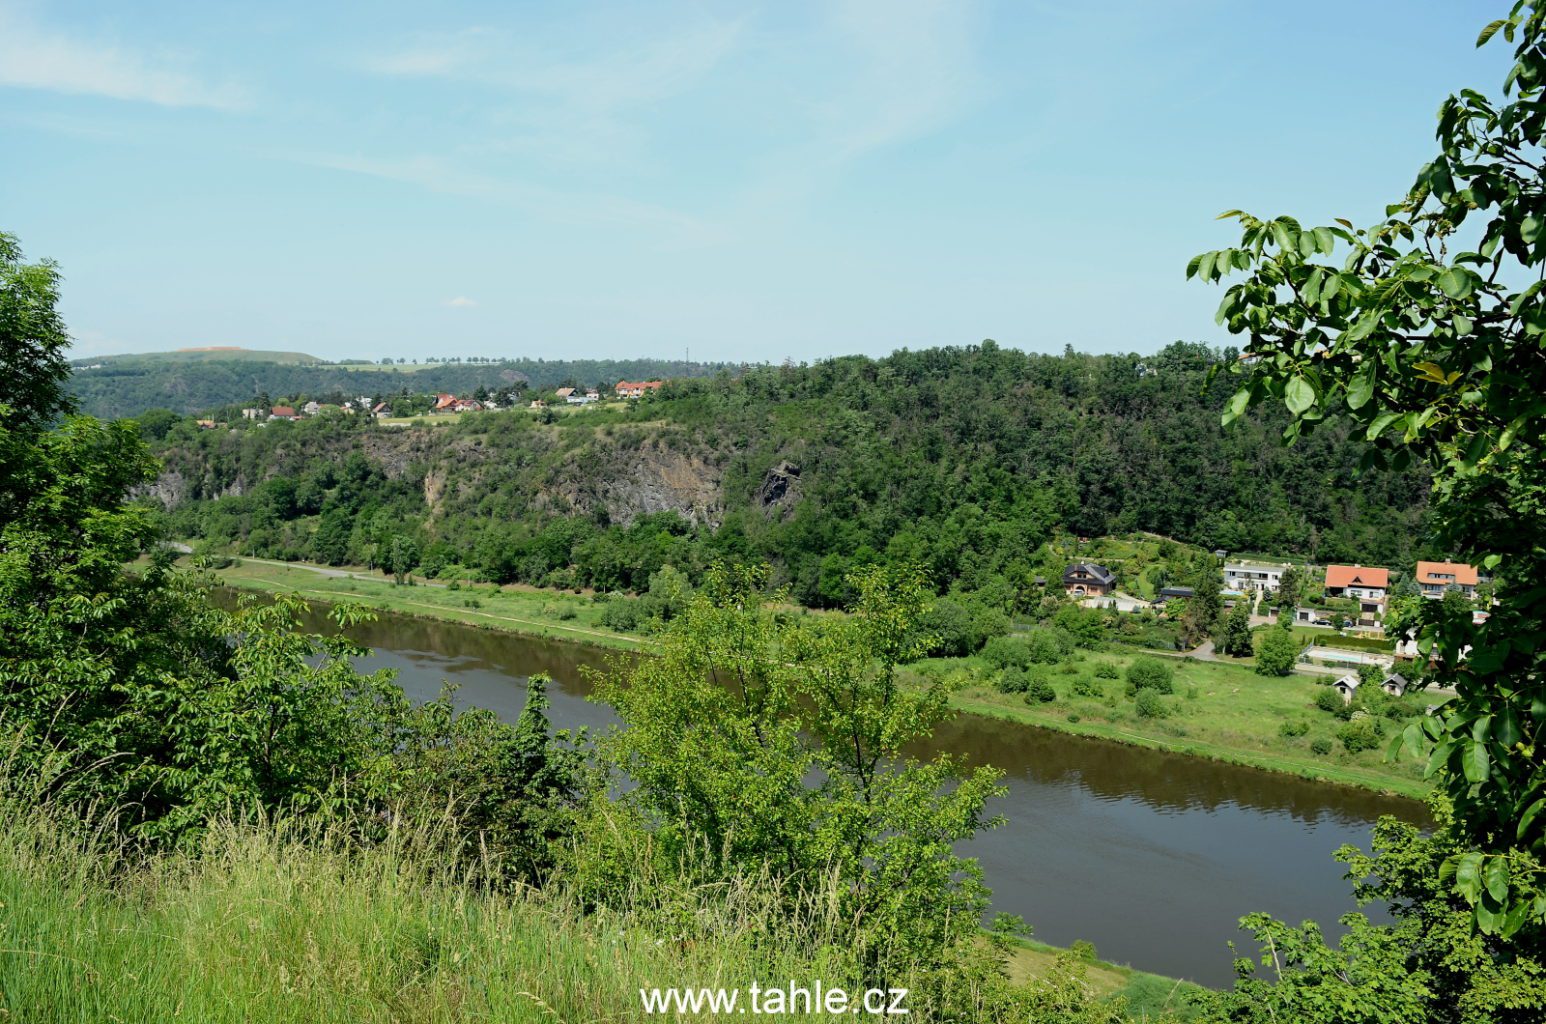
[239, 397, 388, 423]
[1064, 555, 1486, 629]
[230, 379, 668, 424]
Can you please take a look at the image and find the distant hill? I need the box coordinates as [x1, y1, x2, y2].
[66, 351, 740, 419]
[75, 347, 325, 366]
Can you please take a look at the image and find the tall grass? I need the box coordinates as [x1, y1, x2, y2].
[0, 797, 873, 1023]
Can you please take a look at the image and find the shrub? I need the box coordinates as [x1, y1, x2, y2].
[556, 606, 578, 621]
[994, 668, 1031, 694]
[1310, 738, 1333, 755]
[1315, 688, 1346, 714]
[982, 636, 1034, 671]
[1070, 940, 1098, 962]
[600, 598, 643, 632]
[1126, 657, 1175, 694]
[1025, 678, 1057, 704]
[1094, 661, 1120, 679]
[1024, 627, 1073, 664]
[1254, 625, 1299, 676]
[1071, 676, 1104, 698]
[1338, 718, 1383, 754]
[1134, 689, 1169, 719]
[1279, 720, 1310, 738]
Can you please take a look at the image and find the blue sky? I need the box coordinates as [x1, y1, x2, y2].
[0, 1, 1513, 363]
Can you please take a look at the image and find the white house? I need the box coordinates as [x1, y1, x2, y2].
[1331, 672, 1361, 704]
[1223, 560, 1289, 593]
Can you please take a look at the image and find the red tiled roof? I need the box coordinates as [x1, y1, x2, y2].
[1417, 560, 1479, 586]
[271, 406, 295, 417]
[1324, 565, 1389, 589]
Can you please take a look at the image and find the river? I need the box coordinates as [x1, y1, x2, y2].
[280, 601, 1426, 986]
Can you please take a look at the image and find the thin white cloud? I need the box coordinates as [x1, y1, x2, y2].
[297, 151, 723, 246]
[0, 6, 246, 110]
[443, 296, 478, 308]
[822, 0, 981, 159]
[361, 19, 742, 109]
[357, 17, 743, 169]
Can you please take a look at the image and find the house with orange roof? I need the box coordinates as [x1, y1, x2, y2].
[1324, 564, 1390, 623]
[1416, 560, 1479, 599]
[615, 380, 664, 399]
[1324, 565, 1389, 603]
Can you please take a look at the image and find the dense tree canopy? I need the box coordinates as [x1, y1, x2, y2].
[153, 340, 1432, 613]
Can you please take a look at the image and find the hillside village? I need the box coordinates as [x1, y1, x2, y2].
[1061, 544, 1491, 678]
[220, 378, 669, 425]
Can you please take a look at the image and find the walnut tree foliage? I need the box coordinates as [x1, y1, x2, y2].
[1193, 3, 1546, 939]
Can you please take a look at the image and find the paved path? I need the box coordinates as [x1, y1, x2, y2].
[235, 555, 433, 586]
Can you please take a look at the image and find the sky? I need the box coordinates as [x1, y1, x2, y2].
[0, 0, 1515, 363]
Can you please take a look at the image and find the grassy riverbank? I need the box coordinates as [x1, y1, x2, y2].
[0, 796, 1198, 1022]
[211, 557, 651, 651]
[203, 558, 1430, 801]
[915, 650, 1431, 799]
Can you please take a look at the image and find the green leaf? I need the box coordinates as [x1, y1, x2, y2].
[1367, 411, 1402, 440]
[1198, 251, 1217, 282]
[1522, 215, 1542, 245]
[1463, 739, 1490, 783]
[1454, 314, 1474, 336]
[1496, 706, 1523, 748]
[1284, 376, 1315, 415]
[1483, 857, 1509, 904]
[1520, 797, 1546, 841]
[1346, 366, 1375, 410]
[1437, 267, 1472, 299]
[1222, 387, 1251, 426]
[1453, 852, 1483, 903]
[1476, 898, 1507, 934]
[1477, 19, 1507, 46]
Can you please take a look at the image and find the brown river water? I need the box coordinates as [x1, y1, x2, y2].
[259, 597, 1425, 986]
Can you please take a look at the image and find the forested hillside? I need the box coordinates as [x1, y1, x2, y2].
[151, 340, 1430, 608]
[69, 351, 736, 418]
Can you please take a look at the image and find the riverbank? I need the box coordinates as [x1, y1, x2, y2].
[910, 650, 1431, 800]
[210, 557, 651, 652]
[203, 557, 1431, 801]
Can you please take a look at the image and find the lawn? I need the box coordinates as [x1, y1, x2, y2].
[209, 558, 650, 652]
[1267, 625, 1395, 653]
[902, 646, 1433, 798]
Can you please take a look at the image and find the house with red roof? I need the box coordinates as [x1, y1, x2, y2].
[1324, 564, 1390, 623]
[1416, 560, 1479, 599]
[615, 380, 664, 399]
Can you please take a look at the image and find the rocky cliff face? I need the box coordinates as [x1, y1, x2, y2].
[148, 421, 726, 528]
[544, 439, 723, 527]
